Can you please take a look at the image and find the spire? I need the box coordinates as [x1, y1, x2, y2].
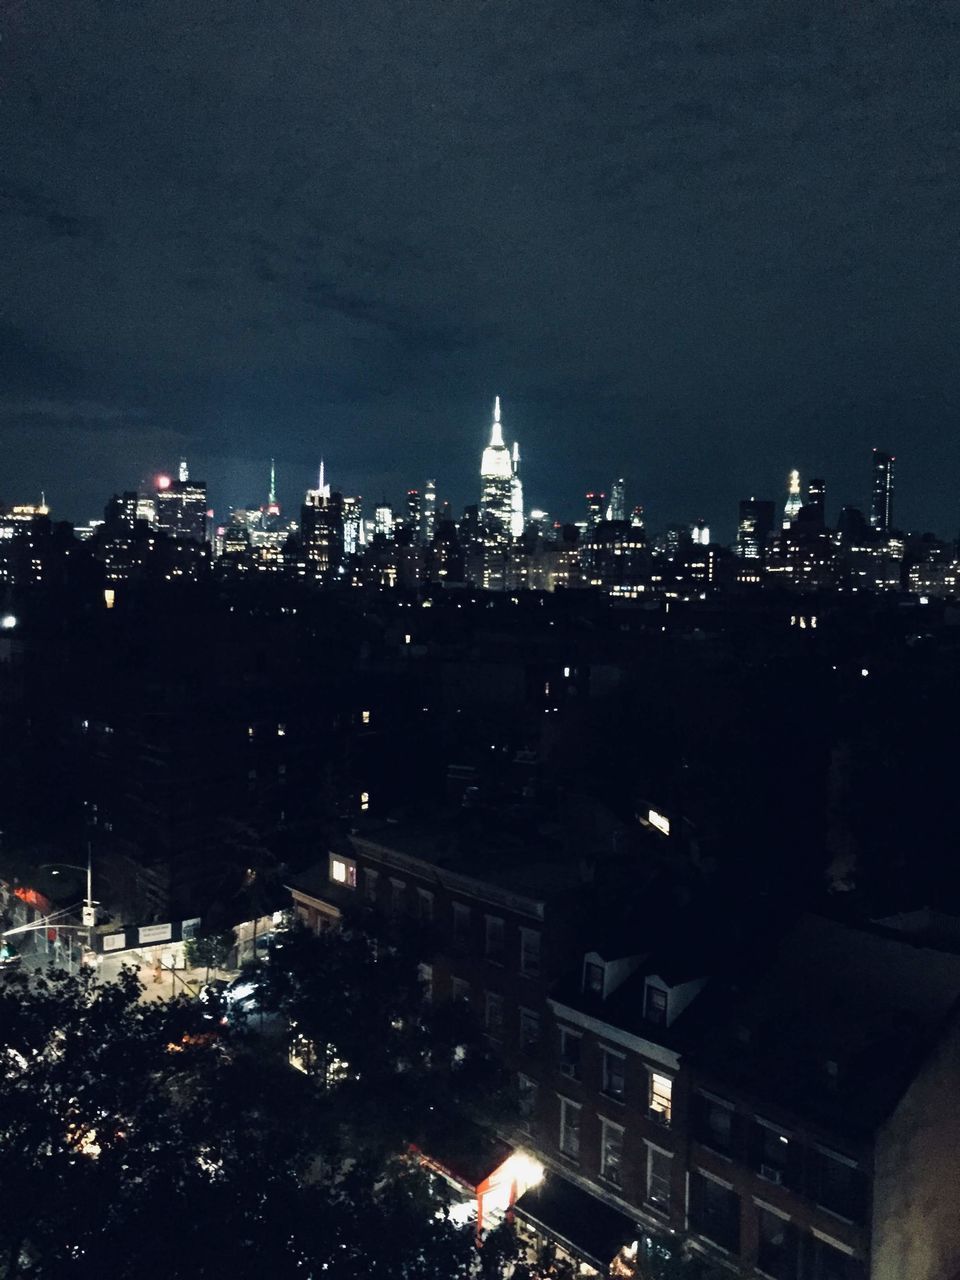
[318, 459, 330, 500]
[269, 458, 276, 506]
[489, 396, 505, 449]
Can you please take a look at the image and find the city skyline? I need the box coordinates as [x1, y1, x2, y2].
[4, 3, 960, 537]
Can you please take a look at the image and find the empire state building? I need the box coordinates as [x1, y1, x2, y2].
[480, 396, 522, 588]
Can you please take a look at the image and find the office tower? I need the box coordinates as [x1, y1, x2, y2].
[265, 459, 280, 518]
[691, 520, 710, 546]
[480, 396, 516, 588]
[606, 478, 626, 523]
[870, 450, 895, 535]
[374, 501, 394, 540]
[807, 478, 826, 525]
[422, 480, 437, 545]
[737, 499, 776, 561]
[301, 462, 343, 581]
[585, 492, 606, 528]
[510, 442, 524, 539]
[783, 470, 802, 529]
[405, 490, 421, 543]
[341, 496, 363, 556]
[155, 461, 207, 542]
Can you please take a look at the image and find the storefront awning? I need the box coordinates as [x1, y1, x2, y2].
[515, 1173, 638, 1272]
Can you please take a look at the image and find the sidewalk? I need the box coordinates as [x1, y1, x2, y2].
[96, 953, 240, 1002]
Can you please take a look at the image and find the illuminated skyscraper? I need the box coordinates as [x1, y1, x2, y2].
[155, 461, 207, 542]
[301, 462, 342, 581]
[807, 478, 826, 526]
[480, 396, 516, 588]
[422, 480, 437, 545]
[510, 442, 524, 538]
[585, 492, 606, 528]
[737, 499, 775, 561]
[783, 470, 802, 529]
[607, 478, 626, 523]
[405, 490, 421, 543]
[870, 450, 895, 535]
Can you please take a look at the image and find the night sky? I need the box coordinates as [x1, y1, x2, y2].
[2, 1, 959, 538]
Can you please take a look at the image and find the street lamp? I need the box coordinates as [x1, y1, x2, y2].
[39, 847, 97, 928]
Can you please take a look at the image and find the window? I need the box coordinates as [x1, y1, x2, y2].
[416, 888, 434, 922]
[584, 960, 605, 996]
[757, 1208, 798, 1280]
[451, 977, 470, 1003]
[361, 710, 371, 724]
[518, 1073, 537, 1130]
[755, 1119, 792, 1186]
[689, 1171, 740, 1255]
[520, 1007, 540, 1053]
[364, 868, 379, 901]
[649, 1072, 673, 1126]
[360, 790, 370, 811]
[812, 1149, 865, 1222]
[485, 915, 505, 964]
[645, 1144, 672, 1213]
[808, 1236, 864, 1280]
[418, 964, 433, 1002]
[390, 878, 406, 915]
[484, 991, 504, 1039]
[452, 902, 471, 946]
[559, 1098, 581, 1159]
[559, 1027, 582, 1080]
[329, 854, 357, 888]
[520, 928, 541, 977]
[600, 1119, 624, 1186]
[644, 983, 668, 1026]
[696, 1093, 733, 1154]
[601, 1047, 625, 1102]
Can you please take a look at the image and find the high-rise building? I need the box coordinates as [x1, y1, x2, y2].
[480, 396, 516, 589]
[374, 501, 394, 540]
[807, 478, 826, 525]
[691, 520, 710, 546]
[341, 496, 363, 556]
[301, 461, 343, 581]
[510, 442, 524, 539]
[405, 490, 421, 543]
[422, 480, 437, 545]
[737, 499, 775, 561]
[870, 450, 895, 535]
[585, 492, 606, 528]
[154, 461, 207, 542]
[606, 478, 626, 523]
[783, 470, 802, 529]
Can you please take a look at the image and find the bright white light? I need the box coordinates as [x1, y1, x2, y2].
[156, 474, 172, 491]
[0, 615, 16, 630]
[331, 859, 347, 883]
[648, 808, 671, 837]
[861, 668, 869, 678]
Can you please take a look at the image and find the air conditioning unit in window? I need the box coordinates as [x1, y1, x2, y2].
[760, 1164, 783, 1185]
[559, 1060, 579, 1079]
[648, 1106, 670, 1127]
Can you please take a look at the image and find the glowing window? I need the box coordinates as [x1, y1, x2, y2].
[361, 710, 371, 725]
[329, 856, 357, 888]
[649, 1072, 673, 1125]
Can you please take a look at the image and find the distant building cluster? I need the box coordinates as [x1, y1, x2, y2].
[1, 406, 957, 603]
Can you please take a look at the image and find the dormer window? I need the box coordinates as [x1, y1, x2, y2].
[584, 960, 605, 996]
[645, 982, 668, 1026]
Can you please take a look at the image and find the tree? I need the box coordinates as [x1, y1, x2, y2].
[246, 908, 514, 1161]
[183, 926, 235, 980]
[0, 962, 506, 1279]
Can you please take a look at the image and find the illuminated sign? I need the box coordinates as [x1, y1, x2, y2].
[138, 923, 172, 944]
[647, 808, 671, 837]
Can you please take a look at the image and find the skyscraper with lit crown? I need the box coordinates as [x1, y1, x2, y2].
[480, 396, 518, 588]
[783, 469, 802, 529]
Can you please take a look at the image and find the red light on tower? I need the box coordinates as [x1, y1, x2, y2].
[156, 474, 172, 491]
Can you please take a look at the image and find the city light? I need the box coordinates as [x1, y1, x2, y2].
[0, 614, 16, 630]
[156, 474, 172, 490]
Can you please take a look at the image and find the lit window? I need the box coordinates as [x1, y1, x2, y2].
[277, 723, 286, 737]
[329, 855, 357, 888]
[360, 791, 370, 812]
[559, 1098, 581, 1159]
[520, 928, 541, 978]
[600, 1119, 624, 1186]
[649, 1072, 673, 1125]
[361, 710, 371, 724]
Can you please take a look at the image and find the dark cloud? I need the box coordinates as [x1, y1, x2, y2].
[1, 0, 959, 533]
